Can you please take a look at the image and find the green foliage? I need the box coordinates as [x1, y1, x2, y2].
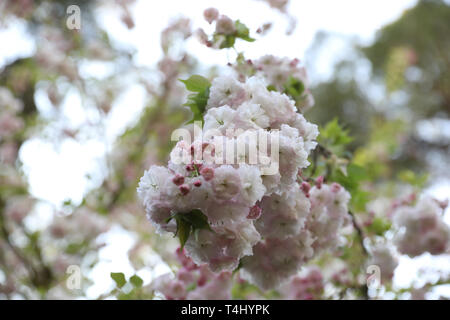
[231, 281, 259, 299]
[335, 242, 367, 277]
[130, 275, 144, 288]
[283, 76, 305, 101]
[330, 163, 370, 212]
[398, 170, 428, 188]
[176, 219, 191, 250]
[180, 75, 211, 92]
[363, 0, 450, 118]
[318, 118, 353, 156]
[231, 280, 280, 300]
[384, 47, 412, 92]
[214, 20, 255, 49]
[234, 20, 255, 42]
[180, 75, 211, 124]
[353, 118, 408, 181]
[310, 119, 371, 212]
[185, 282, 197, 292]
[219, 35, 237, 49]
[167, 209, 213, 249]
[366, 217, 392, 236]
[110, 272, 126, 288]
[109, 273, 149, 299]
[65, 241, 88, 254]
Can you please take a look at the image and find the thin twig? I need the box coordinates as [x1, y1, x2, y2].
[348, 210, 369, 257]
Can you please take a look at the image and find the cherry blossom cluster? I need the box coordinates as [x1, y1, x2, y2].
[366, 242, 399, 283]
[196, 8, 255, 50]
[48, 208, 110, 242]
[254, 55, 314, 111]
[196, 8, 235, 49]
[41, 208, 111, 278]
[234, 55, 315, 112]
[152, 248, 232, 300]
[279, 267, 324, 300]
[138, 70, 352, 290]
[240, 182, 351, 290]
[393, 196, 450, 257]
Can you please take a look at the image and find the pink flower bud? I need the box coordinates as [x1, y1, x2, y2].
[204, 7, 219, 24]
[176, 247, 197, 270]
[197, 273, 208, 287]
[436, 199, 449, 210]
[202, 142, 215, 159]
[290, 58, 300, 67]
[202, 142, 210, 151]
[196, 28, 210, 45]
[172, 174, 185, 186]
[247, 205, 262, 220]
[215, 15, 236, 35]
[300, 182, 311, 196]
[404, 193, 416, 204]
[193, 180, 202, 187]
[179, 184, 190, 195]
[331, 183, 341, 193]
[200, 167, 214, 181]
[315, 176, 324, 189]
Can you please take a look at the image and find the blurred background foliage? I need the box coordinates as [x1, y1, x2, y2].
[307, 0, 450, 182]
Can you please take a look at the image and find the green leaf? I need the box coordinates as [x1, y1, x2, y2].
[186, 283, 197, 292]
[130, 275, 144, 288]
[165, 215, 174, 224]
[212, 20, 254, 49]
[351, 190, 370, 212]
[110, 272, 126, 288]
[347, 163, 368, 182]
[236, 52, 246, 64]
[330, 163, 370, 212]
[235, 20, 255, 42]
[219, 35, 236, 49]
[267, 85, 277, 92]
[181, 75, 211, 124]
[182, 209, 212, 231]
[172, 209, 212, 249]
[398, 170, 428, 188]
[319, 118, 354, 152]
[284, 76, 305, 98]
[65, 241, 86, 254]
[331, 164, 365, 191]
[231, 280, 261, 300]
[367, 217, 392, 236]
[180, 75, 211, 92]
[175, 218, 192, 249]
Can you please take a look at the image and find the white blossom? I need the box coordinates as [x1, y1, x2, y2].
[393, 196, 450, 257]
